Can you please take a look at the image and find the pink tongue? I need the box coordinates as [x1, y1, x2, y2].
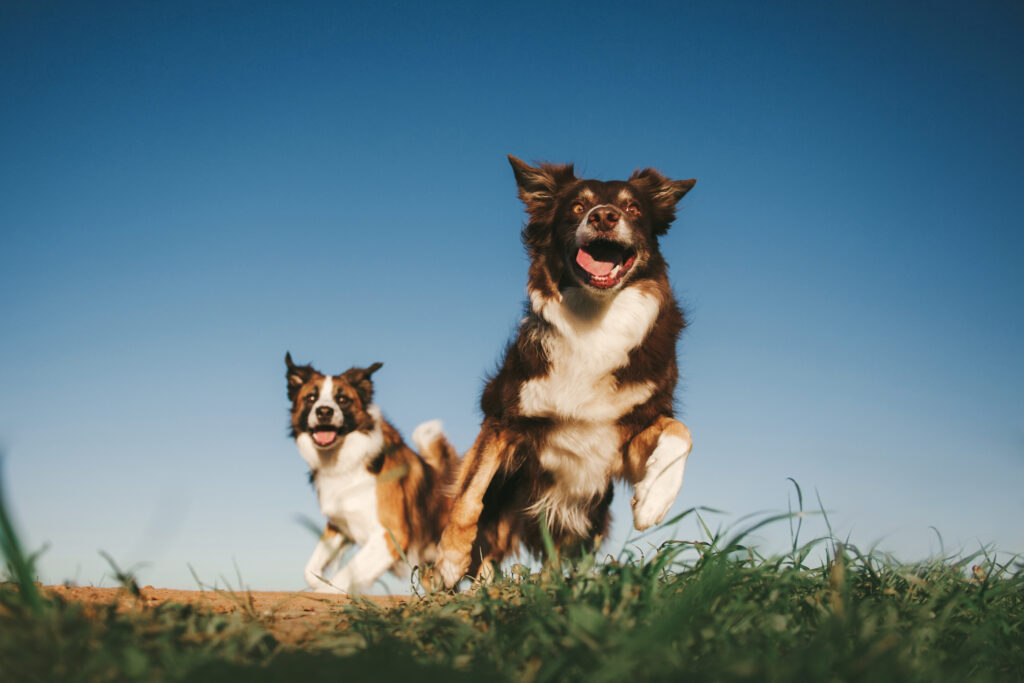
[576, 248, 617, 277]
[313, 430, 336, 445]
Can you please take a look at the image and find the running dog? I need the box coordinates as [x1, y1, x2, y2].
[286, 353, 456, 593]
[437, 156, 696, 587]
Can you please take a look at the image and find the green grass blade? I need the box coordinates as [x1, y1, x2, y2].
[0, 460, 43, 614]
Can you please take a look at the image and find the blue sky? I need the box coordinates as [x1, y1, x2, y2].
[1, 1, 1022, 591]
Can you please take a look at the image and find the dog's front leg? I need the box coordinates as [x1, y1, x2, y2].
[627, 416, 693, 531]
[316, 531, 396, 595]
[304, 524, 351, 590]
[436, 423, 507, 589]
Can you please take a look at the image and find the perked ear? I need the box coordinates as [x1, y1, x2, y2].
[285, 352, 313, 402]
[629, 168, 697, 235]
[508, 155, 577, 218]
[344, 362, 384, 406]
[630, 168, 696, 204]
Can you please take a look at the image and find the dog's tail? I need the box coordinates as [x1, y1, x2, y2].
[412, 419, 458, 476]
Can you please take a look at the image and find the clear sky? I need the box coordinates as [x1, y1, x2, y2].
[1, 1, 1022, 592]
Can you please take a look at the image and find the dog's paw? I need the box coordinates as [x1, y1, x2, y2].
[417, 564, 441, 593]
[630, 483, 676, 531]
[312, 582, 346, 595]
[631, 431, 691, 530]
[436, 550, 469, 589]
[436, 558, 463, 590]
[470, 559, 496, 588]
[304, 569, 333, 592]
[306, 569, 350, 594]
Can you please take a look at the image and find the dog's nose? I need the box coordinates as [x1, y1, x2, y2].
[588, 208, 620, 231]
[315, 406, 334, 421]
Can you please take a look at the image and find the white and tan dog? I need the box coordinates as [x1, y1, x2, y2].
[286, 353, 456, 593]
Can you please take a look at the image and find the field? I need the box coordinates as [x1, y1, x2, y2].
[3, 493, 1023, 681]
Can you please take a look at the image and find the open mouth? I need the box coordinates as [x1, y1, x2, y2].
[573, 240, 636, 289]
[310, 428, 340, 447]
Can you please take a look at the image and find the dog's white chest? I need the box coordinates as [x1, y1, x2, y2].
[519, 288, 659, 421]
[298, 414, 387, 547]
[316, 467, 381, 546]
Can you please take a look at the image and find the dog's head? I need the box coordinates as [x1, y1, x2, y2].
[285, 352, 382, 450]
[509, 155, 695, 298]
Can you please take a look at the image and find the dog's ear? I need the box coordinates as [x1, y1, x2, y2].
[344, 362, 383, 406]
[629, 168, 696, 235]
[285, 352, 313, 402]
[509, 155, 577, 219]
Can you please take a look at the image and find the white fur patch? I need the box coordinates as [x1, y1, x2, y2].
[295, 433, 323, 471]
[411, 419, 443, 453]
[521, 288, 659, 422]
[631, 432, 692, 531]
[519, 287, 661, 535]
[527, 421, 620, 536]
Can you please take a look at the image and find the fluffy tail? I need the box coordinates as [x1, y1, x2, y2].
[411, 419, 458, 475]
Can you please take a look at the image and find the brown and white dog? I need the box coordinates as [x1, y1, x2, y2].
[436, 156, 696, 587]
[285, 353, 456, 593]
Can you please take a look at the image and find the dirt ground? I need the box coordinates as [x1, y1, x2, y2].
[43, 584, 405, 644]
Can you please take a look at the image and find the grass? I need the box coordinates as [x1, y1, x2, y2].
[2, 475, 1022, 682]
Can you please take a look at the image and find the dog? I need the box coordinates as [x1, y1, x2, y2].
[436, 156, 696, 587]
[285, 353, 456, 593]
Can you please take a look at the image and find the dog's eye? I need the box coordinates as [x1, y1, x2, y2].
[571, 202, 585, 216]
[305, 393, 317, 403]
[336, 394, 351, 405]
[625, 201, 641, 216]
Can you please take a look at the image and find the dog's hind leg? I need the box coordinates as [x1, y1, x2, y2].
[625, 416, 693, 531]
[436, 421, 512, 589]
[304, 523, 351, 590]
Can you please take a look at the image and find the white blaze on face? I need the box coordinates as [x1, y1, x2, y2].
[309, 377, 345, 430]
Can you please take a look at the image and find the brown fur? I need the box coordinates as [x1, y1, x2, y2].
[373, 419, 454, 562]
